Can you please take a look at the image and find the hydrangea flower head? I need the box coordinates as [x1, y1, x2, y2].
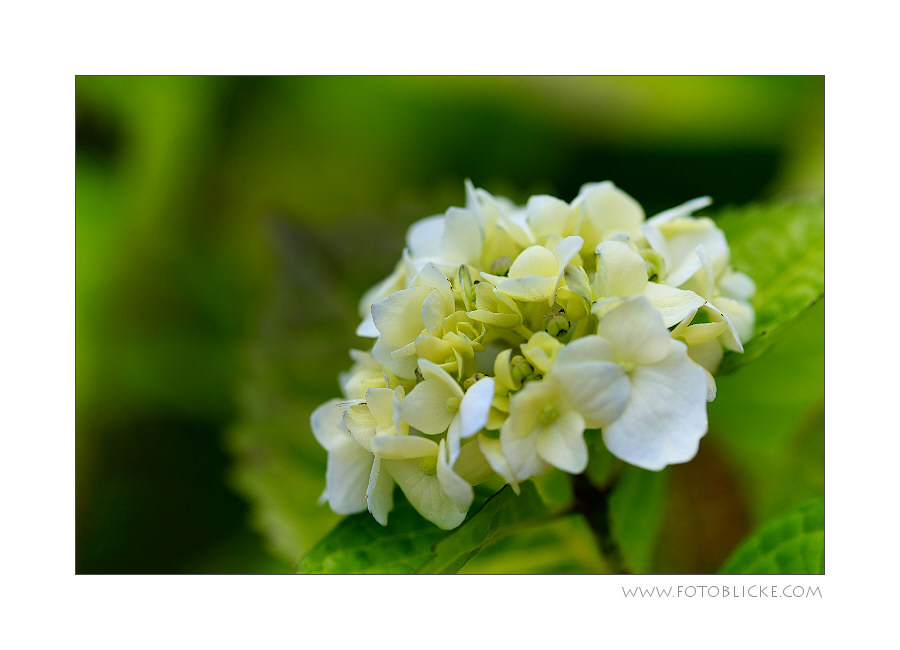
[310, 181, 754, 529]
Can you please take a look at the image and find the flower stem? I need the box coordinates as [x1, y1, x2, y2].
[572, 472, 630, 574]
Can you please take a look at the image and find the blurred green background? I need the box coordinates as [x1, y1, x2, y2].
[76, 76, 824, 573]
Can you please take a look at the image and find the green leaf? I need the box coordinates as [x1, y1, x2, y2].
[419, 483, 548, 574]
[585, 434, 669, 573]
[714, 196, 824, 374]
[297, 484, 550, 574]
[608, 465, 669, 573]
[719, 498, 824, 574]
[296, 496, 447, 574]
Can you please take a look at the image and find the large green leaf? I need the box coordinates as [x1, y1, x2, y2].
[296, 496, 448, 574]
[419, 483, 549, 574]
[719, 498, 824, 574]
[714, 197, 824, 374]
[297, 484, 550, 574]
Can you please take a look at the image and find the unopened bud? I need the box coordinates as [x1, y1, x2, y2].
[463, 373, 486, 391]
[543, 310, 569, 337]
[510, 355, 534, 384]
[490, 256, 513, 276]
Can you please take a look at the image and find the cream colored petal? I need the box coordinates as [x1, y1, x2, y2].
[718, 270, 756, 302]
[508, 245, 558, 279]
[406, 214, 444, 259]
[500, 381, 557, 480]
[575, 181, 645, 241]
[447, 376, 495, 464]
[552, 362, 630, 429]
[400, 378, 457, 435]
[716, 297, 755, 344]
[521, 332, 563, 374]
[554, 335, 615, 366]
[443, 207, 482, 265]
[602, 341, 708, 471]
[596, 295, 672, 366]
[371, 286, 430, 349]
[595, 240, 648, 297]
[371, 433, 439, 461]
[364, 387, 396, 430]
[344, 404, 376, 451]
[454, 439, 496, 485]
[646, 196, 712, 225]
[478, 433, 521, 493]
[536, 409, 588, 474]
[355, 312, 380, 338]
[642, 282, 706, 327]
[526, 194, 575, 239]
[437, 439, 474, 512]
[496, 275, 557, 303]
[324, 435, 372, 515]
[383, 458, 467, 530]
[413, 262, 454, 314]
[366, 457, 394, 525]
[687, 338, 724, 375]
[310, 399, 350, 451]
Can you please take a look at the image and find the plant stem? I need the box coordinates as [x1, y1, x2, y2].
[572, 472, 630, 574]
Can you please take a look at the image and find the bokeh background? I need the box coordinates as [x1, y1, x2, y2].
[76, 76, 824, 574]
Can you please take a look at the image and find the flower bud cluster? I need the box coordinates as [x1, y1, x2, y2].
[310, 181, 755, 529]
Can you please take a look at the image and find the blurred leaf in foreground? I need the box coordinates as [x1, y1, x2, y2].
[298, 483, 548, 574]
[719, 498, 824, 574]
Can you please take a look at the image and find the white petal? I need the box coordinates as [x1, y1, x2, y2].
[310, 399, 350, 451]
[553, 236, 584, 274]
[554, 335, 615, 366]
[718, 270, 756, 302]
[603, 341, 708, 471]
[343, 404, 376, 451]
[478, 433, 521, 493]
[575, 181, 645, 240]
[716, 297, 755, 344]
[552, 362, 630, 428]
[447, 377, 495, 464]
[384, 458, 467, 529]
[496, 275, 557, 303]
[508, 245, 557, 280]
[371, 286, 430, 349]
[421, 290, 446, 335]
[646, 196, 712, 225]
[355, 311, 380, 338]
[406, 214, 444, 259]
[364, 387, 396, 429]
[371, 434, 439, 460]
[437, 439, 474, 512]
[443, 207, 482, 265]
[457, 377, 495, 439]
[366, 457, 394, 525]
[500, 381, 556, 480]
[595, 240, 648, 297]
[535, 409, 588, 474]
[413, 262, 454, 314]
[324, 435, 372, 514]
[400, 377, 457, 435]
[454, 439, 496, 485]
[642, 282, 706, 327]
[596, 295, 673, 366]
[687, 338, 724, 375]
[526, 195, 575, 238]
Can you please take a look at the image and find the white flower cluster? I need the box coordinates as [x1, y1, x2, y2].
[311, 181, 755, 529]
